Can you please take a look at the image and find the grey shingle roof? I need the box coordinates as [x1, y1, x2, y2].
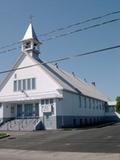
[38, 59, 108, 102]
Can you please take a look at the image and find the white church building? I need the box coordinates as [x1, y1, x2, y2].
[0, 23, 115, 131]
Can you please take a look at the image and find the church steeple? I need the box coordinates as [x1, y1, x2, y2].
[21, 23, 42, 59]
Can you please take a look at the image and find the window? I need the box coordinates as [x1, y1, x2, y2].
[35, 103, 39, 117]
[45, 99, 49, 104]
[84, 97, 86, 108]
[86, 97, 89, 108]
[11, 106, 15, 114]
[96, 100, 98, 110]
[24, 104, 33, 116]
[100, 101, 102, 110]
[41, 99, 54, 106]
[81, 96, 84, 108]
[13, 80, 17, 91]
[32, 78, 36, 89]
[18, 80, 21, 91]
[13, 78, 36, 92]
[80, 96, 87, 108]
[50, 99, 53, 104]
[98, 101, 101, 110]
[91, 99, 93, 108]
[41, 99, 44, 105]
[102, 102, 105, 110]
[27, 79, 31, 90]
[23, 79, 26, 90]
[95, 100, 97, 109]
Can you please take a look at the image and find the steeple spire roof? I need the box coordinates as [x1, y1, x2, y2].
[22, 23, 39, 42]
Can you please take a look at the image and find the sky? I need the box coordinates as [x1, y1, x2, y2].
[0, 0, 120, 100]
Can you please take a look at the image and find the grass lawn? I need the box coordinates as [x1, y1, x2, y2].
[0, 133, 8, 139]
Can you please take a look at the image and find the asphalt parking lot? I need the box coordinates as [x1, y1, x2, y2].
[0, 122, 120, 153]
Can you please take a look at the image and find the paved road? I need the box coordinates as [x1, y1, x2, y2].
[0, 123, 120, 153]
[0, 149, 120, 160]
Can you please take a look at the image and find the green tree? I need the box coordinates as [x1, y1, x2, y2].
[116, 96, 120, 113]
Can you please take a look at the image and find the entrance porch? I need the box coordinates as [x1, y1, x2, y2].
[0, 98, 57, 130]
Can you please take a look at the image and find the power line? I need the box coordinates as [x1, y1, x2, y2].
[0, 42, 20, 50]
[39, 10, 120, 37]
[0, 48, 17, 55]
[0, 17, 120, 55]
[42, 18, 120, 41]
[47, 44, 120, 63]
[0, 10, 120, 52]
[0, 43, 120, 75]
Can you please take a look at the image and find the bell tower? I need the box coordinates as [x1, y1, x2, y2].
[21, 23, 42, 59]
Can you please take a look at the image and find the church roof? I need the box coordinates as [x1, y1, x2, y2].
[22, 23, 39, 42]
[36, 58, 108, 101]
